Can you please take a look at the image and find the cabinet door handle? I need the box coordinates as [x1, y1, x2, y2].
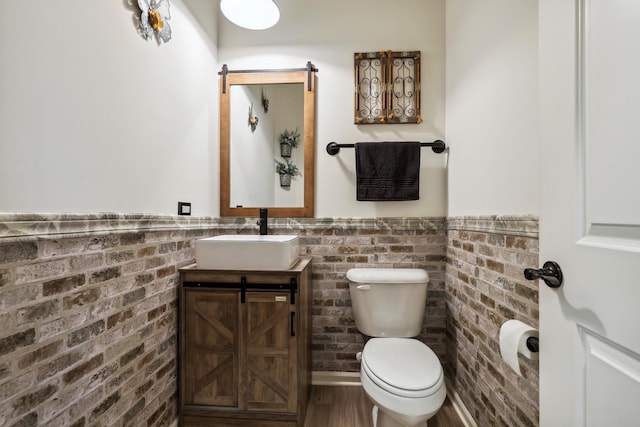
[290, 312, 296, 337]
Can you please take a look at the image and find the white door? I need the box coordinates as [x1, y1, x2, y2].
[539, 0, 640, 425]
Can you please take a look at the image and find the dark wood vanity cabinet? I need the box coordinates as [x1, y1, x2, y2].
[178, 258, 312, 427]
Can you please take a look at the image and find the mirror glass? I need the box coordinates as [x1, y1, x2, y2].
[220, 69, 316, 217]
[230, 83, 304, 208]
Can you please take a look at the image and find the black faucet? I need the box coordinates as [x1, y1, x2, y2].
[258, 208, 268, 235]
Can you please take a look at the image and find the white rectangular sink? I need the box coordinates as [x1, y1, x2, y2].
[195, 235, 299, 270]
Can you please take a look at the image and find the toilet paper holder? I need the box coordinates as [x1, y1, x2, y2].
[499, 319, 539, 375]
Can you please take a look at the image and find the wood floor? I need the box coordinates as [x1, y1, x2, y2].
[304, 385, 466, 427]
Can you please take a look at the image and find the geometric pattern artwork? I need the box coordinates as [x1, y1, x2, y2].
[355, 50, 421, 124]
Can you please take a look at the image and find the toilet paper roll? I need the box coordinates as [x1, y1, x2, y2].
[499, 319, 539, 375]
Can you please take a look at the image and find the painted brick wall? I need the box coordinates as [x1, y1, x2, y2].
[0, 215, 448, 426]
[0, 214, 218, 427]
[1, 214, 536, 427]
[290, 218, 448, 372]
[445, 216, 539, 427]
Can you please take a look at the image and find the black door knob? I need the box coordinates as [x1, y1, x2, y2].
[524, 261, 563, 288]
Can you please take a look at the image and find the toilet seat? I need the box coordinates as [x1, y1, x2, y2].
[361, 338, 443, 399]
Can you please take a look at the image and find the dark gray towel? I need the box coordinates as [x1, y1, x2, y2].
[355, 142, 421, 201]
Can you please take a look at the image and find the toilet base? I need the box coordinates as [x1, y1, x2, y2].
[372, 405, 428, 427]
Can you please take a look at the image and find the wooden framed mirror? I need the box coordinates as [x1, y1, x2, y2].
[219, 64, 316, 217]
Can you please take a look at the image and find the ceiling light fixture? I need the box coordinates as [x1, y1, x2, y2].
[220, 0, 280, 30]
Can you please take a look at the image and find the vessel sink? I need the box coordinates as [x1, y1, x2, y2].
[195, 235, 299, 270]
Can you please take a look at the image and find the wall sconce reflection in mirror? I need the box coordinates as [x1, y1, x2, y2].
[355, 50, 421, 124]
[262, 89, 269, 113]
[248, 103, 259, 132]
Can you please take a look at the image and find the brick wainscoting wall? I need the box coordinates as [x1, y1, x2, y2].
[294, 217, 447, 372]
[446, 216, 539, 427]
[0, 215, 447, 426]
[0, 214, 537, 427]
[0, 214, 220, 427]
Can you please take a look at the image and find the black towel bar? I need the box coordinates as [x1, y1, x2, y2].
[326, 140, 446, 156]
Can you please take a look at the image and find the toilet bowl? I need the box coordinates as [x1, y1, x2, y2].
[347, 268, 447, 427]
[360, 338, 446, 427]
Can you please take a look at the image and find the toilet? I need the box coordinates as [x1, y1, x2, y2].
[347, 268, 446, 427]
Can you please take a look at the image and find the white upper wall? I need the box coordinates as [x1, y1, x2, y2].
[0, 0, 538, 218]
[445, 0, 539, 217]
[219, 0, 447, 218]
[0, 0, 219, 216]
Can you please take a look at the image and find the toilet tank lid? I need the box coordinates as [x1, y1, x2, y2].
[346, 268, 429, 284]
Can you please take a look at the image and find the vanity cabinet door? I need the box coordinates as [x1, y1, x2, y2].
[179, 258, 311, 427]
[243, 292, 297, 413]
[183, 289, 239, 407]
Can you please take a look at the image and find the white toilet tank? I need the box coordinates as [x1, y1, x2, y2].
[347, 268, 429, 337]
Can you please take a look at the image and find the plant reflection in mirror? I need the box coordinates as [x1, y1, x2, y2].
[275, 159, 301, 176]
[279, 128, 300, 148]
[275, 159, 300, 188]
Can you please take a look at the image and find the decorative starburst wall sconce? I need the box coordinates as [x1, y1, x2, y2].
[137, 0, 172, 43]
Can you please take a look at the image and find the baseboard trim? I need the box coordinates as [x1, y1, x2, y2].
[311, 371, 361, 386]
[445, 378, 478, 427]
[312, 372, 477, 427]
